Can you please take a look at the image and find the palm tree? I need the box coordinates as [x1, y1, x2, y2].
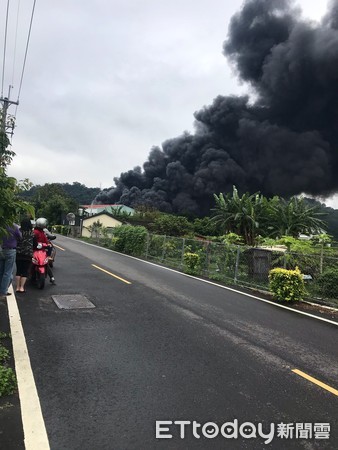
[268, 196, 326, 238]
[212, 186, 266, 245]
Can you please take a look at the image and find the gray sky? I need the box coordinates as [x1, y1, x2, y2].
[3, 0, 337, 208]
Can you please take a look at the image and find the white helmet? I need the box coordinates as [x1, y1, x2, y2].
[36, 217, 48, 229]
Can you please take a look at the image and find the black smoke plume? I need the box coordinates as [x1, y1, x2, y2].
[96, 0, 338, 216]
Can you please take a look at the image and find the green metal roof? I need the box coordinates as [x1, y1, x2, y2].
[84, 204, 135, 216]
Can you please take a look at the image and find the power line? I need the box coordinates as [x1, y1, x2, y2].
[16, 0, 37, 104]
[11, 0, 21, 87]
[1, 0, 37, 141]
[1, 0, 11, 98]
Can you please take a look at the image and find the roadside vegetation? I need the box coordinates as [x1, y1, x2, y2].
[20, 181, 101, 207]
[269, 268, 305, 302]
[0, 127, 336, 402]
[2, 127, 338, 308]
[0, 131, 32, 396]
[74, 187, 337, 306]
[0, 133, 34, 235]
[3, 156, 338, 306]
[0, 334, 16, 397]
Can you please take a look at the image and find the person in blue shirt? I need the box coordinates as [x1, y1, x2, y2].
[0, 223, 22, 300]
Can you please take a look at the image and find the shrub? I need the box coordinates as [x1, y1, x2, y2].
[315, 268, 338, 299]
[100, 237, 112, 248]
[221, 233, 244, 246]
[146, 234, 168, 261]
[0, 346, 9, 362]
[0, 365, 17, 397]
[113, 225, 147, 256]
[110, 237, 119, 250]
[184, 252, 200, 275]
[53, 225, 70, 236]
[162, 241, 177, 257]
[152, 214, 193, 237]
[269, 267, 305, 302]
[193, 217, 220, 236]
[53, 225, 62, 233]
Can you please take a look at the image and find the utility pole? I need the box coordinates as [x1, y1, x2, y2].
[0, 86, 19, 166]
[0, 85, 19, 138]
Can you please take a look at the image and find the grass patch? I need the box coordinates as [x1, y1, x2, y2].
[0, 365, 16, 397]
[0, 346, 10, 363]
[0, 335, 17, 397]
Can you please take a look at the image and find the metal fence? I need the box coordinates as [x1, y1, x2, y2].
[85, 232, 338, 306]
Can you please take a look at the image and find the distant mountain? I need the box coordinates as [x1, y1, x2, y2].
[22, 182, 101, 205]
[59, 182, 101, 204]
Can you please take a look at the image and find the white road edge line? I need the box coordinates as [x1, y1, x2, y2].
[7, 287, 50, 450]
[68, 237, 338, 327]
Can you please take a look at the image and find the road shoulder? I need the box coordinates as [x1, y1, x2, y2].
[0, 294, 24, 450]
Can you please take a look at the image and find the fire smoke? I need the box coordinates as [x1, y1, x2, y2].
[96, 0, 338, 216]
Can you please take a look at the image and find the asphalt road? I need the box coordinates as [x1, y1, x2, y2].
[16, 235, 338, 450]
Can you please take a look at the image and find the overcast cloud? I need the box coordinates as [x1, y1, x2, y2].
[2, 0, 337, 208]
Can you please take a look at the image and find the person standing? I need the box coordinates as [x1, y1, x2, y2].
[15, 218, 34, 293]
[0, 223, 22, 300]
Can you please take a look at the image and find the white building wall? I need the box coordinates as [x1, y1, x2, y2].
[81, 215, 122, 238]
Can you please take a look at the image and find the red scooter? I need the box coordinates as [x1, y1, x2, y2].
[32, 243, 49, 289]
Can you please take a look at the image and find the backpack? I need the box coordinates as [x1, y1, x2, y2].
[17, 230, 33, 257]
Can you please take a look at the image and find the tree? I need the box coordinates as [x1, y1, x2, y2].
[61, 182, 100, 204]
[303, 198, 338, 241]
[221, 232, 244, 246]
[212, 188, 327, 244]
[0, 132, 14, 167]
[268, 197, 326, 238]
[107, 206, 131, 220]
[193, 216, 221, 237]
[212, 186, 267, 245]
[30, 183, 78, 224]
[20, 181, 100, 205]
[38, 195, 74, 225]
[32, 183, 69, 203]
[0, 132, 34, 237]
[86, 220, 103, 239]
[151, 214, 193, 237]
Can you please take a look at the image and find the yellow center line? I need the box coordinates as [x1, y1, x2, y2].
[53, 244, 65, 251]
[292, 369, 338, 397]
[91, 264, 132, 284]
